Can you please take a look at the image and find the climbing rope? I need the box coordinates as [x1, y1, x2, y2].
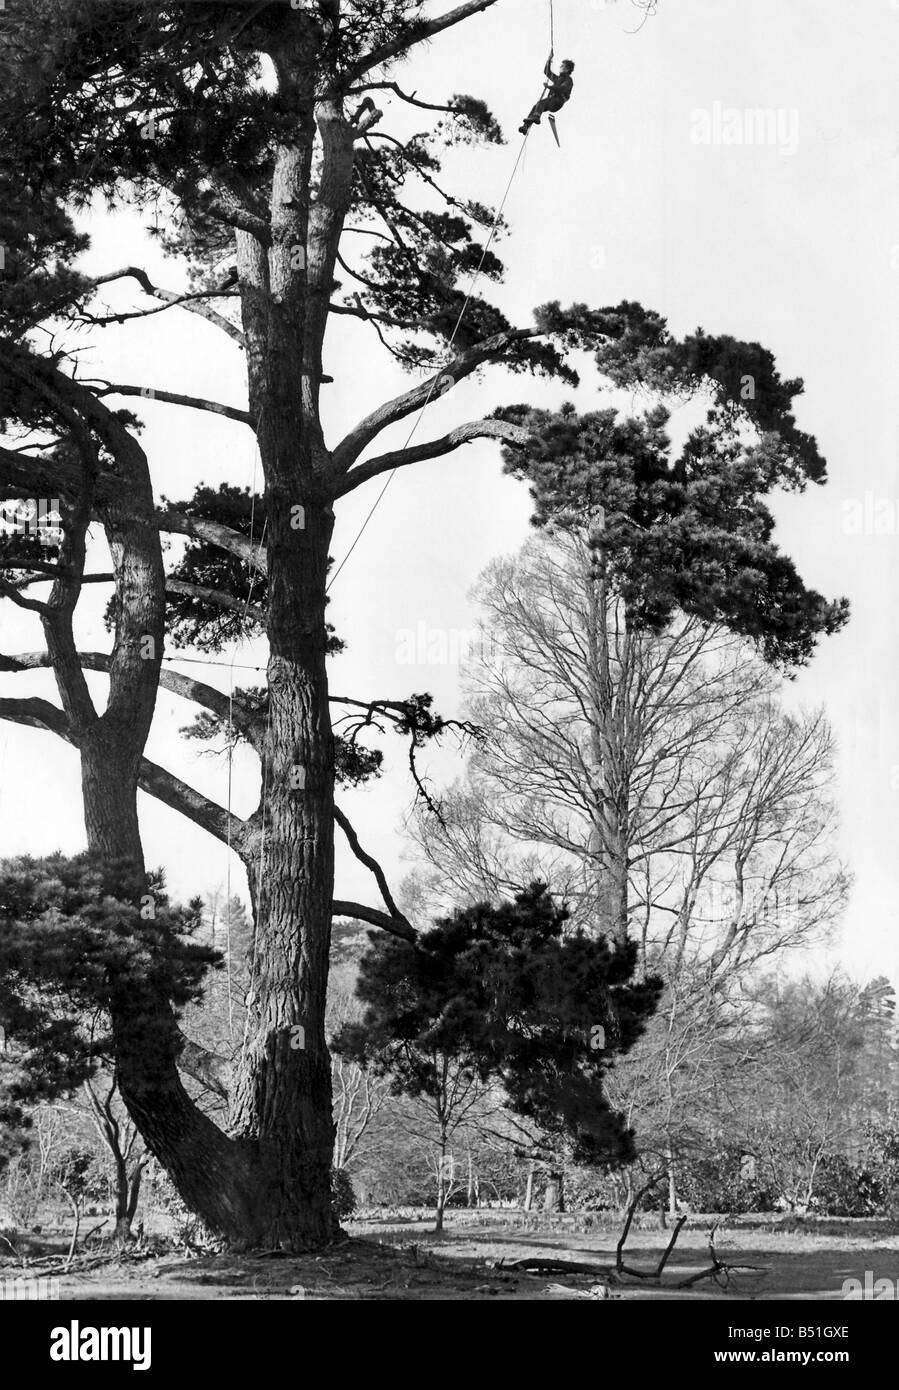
[625, 0, 659, 35]
[215, 3, 560, 975]
[327, 128, 532, 593]
[327, 0, 563, 590]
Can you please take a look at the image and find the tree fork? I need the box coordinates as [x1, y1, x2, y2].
[220, 29, 359, 1244]
[79, 486, 272, 1243]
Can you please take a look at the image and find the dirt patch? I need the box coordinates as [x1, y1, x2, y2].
[2, 1214, 895, 1300]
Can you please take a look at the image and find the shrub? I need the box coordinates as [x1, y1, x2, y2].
[55, 1146, 108, 1204]
[562, 1165, 627, 1211]
[677, 1146, 775, 1214]
[331, 1167, 357, 1221]
[811, 1154, 883, 1218]
[861, 1117, 899, 1219]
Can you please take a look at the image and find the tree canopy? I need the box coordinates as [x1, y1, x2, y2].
[498, 303, 848, 669]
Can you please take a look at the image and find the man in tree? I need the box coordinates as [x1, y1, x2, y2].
[520, 55, 575, 135]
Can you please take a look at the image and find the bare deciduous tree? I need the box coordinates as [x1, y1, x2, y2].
[410, 531, 846, 976]
[327, 962, 390, 1172]
[406, 531, 848, 1202]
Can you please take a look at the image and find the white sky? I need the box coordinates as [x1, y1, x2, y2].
[2, 0, 898, 981]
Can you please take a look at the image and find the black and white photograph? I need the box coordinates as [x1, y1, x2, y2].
[0, 0, 896, 1353]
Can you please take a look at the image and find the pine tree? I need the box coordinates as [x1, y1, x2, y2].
[333, 883, 663, 1226]
[0, 852, 215, 1169]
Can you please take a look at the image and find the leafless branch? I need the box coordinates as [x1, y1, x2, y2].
[336, 418, 530, 497]
[332, 900, 416, 943]
[95, 384, 253, 427]
[331, 328, 539, 473]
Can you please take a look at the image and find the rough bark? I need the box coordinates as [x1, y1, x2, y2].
[222, 36, 343, 1247]
[79, 460, 268, 1244]
[114, 1156, 148, 1246]
[227, 498, 339, 1246]
[24, 370, 274, 1246]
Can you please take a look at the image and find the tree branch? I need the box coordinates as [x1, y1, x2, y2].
[203, 196, 272, 246]
[165, 579, 265, 627]
[176, 1033, 231, 1100]
[96, 385, 253, 427]
[79, 266, 245, 346]
[331, 328, 539, 473]
[10, 572, 113, 593]
[0, 558, 60, 575]
[334, 804, 408, 924]
[332, 901, 416, 943]
[0, 444, 102, 503]
[342, 0, 501, 84]
[345, 82, 465, 116]
[336, 417, 531, 496]
[0, 579, 51, 614]
[137, 758, 246, 850]
[0, 696, 73, 741]
[0, 686, 244, 850]
[157, 509, 266, 574]
[0, 650, 257, 738]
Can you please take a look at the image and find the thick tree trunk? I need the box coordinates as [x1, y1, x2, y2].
[543, 1172, 563, 1212]
[589, 812, 628, 947]
[80, 732, 265, 1244]
[79, 42, 350, 1250]
[228, 499, 338, 1246]
[76, 487, 270, 1246]
[113, 1158, 147, 1245]
[584, 532, 630, 948]
[223, 83, 347, 1245]
[228, 248, 339, 1246]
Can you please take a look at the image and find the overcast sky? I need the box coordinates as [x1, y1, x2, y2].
[2, 0, 897, 981]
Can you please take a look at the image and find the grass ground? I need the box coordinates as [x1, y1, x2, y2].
[2, 1211, 897, 1300]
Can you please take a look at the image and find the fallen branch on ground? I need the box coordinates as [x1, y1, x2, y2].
[616, 1176, 665, 1280]
[503, 1258, 613, 1276]
[676, 1223, 767, 1290]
